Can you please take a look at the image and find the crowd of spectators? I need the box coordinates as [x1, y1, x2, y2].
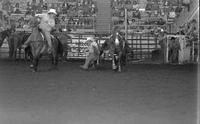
[61, 0, 97, 17]
[176, 19, 198, 46]
[0, 0, 97, 30]
[111, 0, 184, 27]
[156, 18, 198, 63]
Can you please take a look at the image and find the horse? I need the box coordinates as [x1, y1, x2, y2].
[100, 32, 130, 72]
[0, 28, 14, 48]
[26, 27, 63, 72]
[7, 31, 31, 60]
[52, 31, 72, 60]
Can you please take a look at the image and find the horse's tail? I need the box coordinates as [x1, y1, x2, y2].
[0, 38, 3, 48]
[55, 36, 64, 58]
[8, 36, 14, 58]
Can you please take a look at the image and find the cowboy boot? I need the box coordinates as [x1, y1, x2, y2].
[48, 47, 53, 54]
[112, 59, 117, 70]
[80, 57, 92, 70]
[80, 65, 88, 70]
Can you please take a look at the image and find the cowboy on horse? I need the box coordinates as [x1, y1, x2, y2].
[22, 9, 57, 53]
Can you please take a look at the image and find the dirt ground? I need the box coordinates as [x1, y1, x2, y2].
[0, 59, 198, 124]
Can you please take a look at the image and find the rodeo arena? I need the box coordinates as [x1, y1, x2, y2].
[0, 0, 199, 124]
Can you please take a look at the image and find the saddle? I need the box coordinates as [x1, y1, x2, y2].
[35, 27, 55, 43]
[39, 32, 55, 42]
[40, 32, 45, 41]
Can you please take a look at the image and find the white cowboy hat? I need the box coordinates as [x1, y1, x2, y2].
[86, 37, 94, 42]
[85, 37, 95, 44]
[48, 9, 57, 15]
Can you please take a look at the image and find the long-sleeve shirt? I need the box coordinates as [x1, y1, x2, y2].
[37, 13, 55, 31]
[85, 41, 99, 57]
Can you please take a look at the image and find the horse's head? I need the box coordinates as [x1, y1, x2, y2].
[0, 28, 14, 41]
[114, 32, 120, 46]
[111, 31, 125, 48]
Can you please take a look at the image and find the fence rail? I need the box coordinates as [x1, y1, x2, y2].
[0, 32, 160, 61]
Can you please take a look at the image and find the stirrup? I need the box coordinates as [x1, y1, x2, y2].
[22, 44, 27, 48]
[48, 47, 53, 53]
[48, 48, 51, 53]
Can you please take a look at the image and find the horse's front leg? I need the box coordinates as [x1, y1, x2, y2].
[14, 49, 17, 61]
[118, 59, 121, 72]
[51, 52, 58, 70]
[118, 52, 122, 72]
[18, 48, 21, 60]
[99, 50, 104, 64]
[112, 55, 117, 70]
[96, 57, 100, 66]
[51, 54, 57, 65]
[24, 47, 30, 61]
[53, 55, 58, 66]
[9, 48, 13, 59]
[31, 56, 39, 72]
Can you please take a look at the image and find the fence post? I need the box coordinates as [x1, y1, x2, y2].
[192, 41, 195, 62]
[140, 34, 142, 59]
[93, 15, 95, 32]
[165, 37, 169, 63]
[131, 33, 133, 60]
[78, 34, 80, 58]
[125, 8, 128, 40]
[147, 33, 150, 59]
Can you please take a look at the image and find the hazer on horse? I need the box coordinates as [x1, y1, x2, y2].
[22, 9, 64, 72]
[100, 26, 130, 72]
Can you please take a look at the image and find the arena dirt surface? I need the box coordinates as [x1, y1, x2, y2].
[0, 59, 198, 124]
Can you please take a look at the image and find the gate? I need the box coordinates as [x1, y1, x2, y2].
[66, 32, 159, 61]
[127, 33, 159, 61]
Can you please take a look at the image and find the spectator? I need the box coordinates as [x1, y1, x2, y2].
[168, 37, 180, 63]
[186, 19, 198, 46]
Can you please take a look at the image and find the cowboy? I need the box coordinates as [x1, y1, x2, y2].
[22, 9, 57, 53]
[80, 37, 99, 70]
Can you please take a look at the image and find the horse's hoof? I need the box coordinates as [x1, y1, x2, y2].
[112, 64, 117, 70]
[112, 67, 117, 70]
[30, 68, 37, 72]
[118, 67, 122, 72]
[29, 64, 34, 68]
[80, 65, 88, 70]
